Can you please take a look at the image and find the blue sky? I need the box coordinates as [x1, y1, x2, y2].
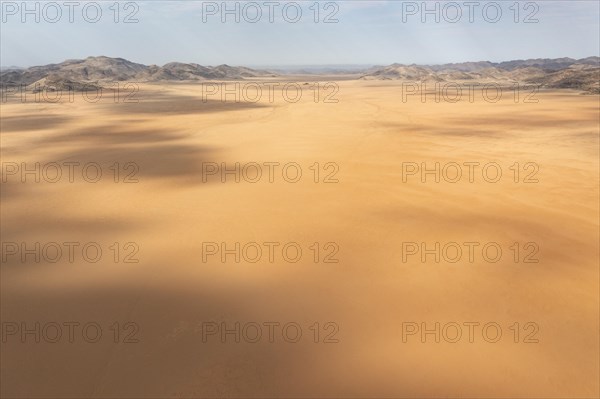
[1, 1, 599, 67]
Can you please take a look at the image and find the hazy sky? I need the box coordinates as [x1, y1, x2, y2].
[1, 0, 599, 67]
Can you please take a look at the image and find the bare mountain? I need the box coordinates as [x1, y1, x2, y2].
[145, 62, 214, 81]
[2, 56, 598, 93]
[145, 62, 275, 81]
[0, 56, 276, 89]
[429, 61, 496, 72]
[1, 56, 146, 87]
[359, 57, 600, 93]
[524, 64, 600, 94]
[361, 64, 442, 81]
[496, 57, 599, 71]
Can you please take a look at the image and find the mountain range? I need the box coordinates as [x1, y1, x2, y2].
[1, 56, 598, 93]
[360, 57, 599, 93]
[0, 56, 276, 91]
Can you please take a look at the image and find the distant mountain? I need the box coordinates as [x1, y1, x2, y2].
[360, 57, 600, 93]
[523, 63, 600, 93]
[267, 65, 373, 75]
[428, 61, 496, 72]
[495, 57, 599, 71]
[0, 66, 25, 72]
[2, 56, 598, 93]
[146, 62, 272, 81]
[0, 56, 277, 89]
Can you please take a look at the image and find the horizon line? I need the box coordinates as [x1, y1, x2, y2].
[2, 54, 599, 70]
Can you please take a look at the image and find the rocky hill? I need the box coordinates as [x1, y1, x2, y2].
[0, 56, 277, 90]
[2, 56, 598, 93]
[360, 57, 600, 93]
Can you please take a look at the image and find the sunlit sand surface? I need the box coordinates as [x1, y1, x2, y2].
[1, 81, 598, 398]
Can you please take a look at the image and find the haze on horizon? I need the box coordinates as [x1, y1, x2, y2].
[1, 0, 599, 68]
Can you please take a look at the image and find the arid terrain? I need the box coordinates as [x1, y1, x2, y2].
[2, 56, 599, 93]
[1, 77, 599, 398]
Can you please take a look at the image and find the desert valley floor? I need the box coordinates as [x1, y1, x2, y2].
[1, 80, 599, 397]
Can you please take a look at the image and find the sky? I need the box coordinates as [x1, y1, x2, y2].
[1, 0, 599, 67]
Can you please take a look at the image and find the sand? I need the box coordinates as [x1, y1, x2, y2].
[1, 80, 599, 398]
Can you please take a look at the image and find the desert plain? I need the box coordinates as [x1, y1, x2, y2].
[0, 79, 599, 398]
